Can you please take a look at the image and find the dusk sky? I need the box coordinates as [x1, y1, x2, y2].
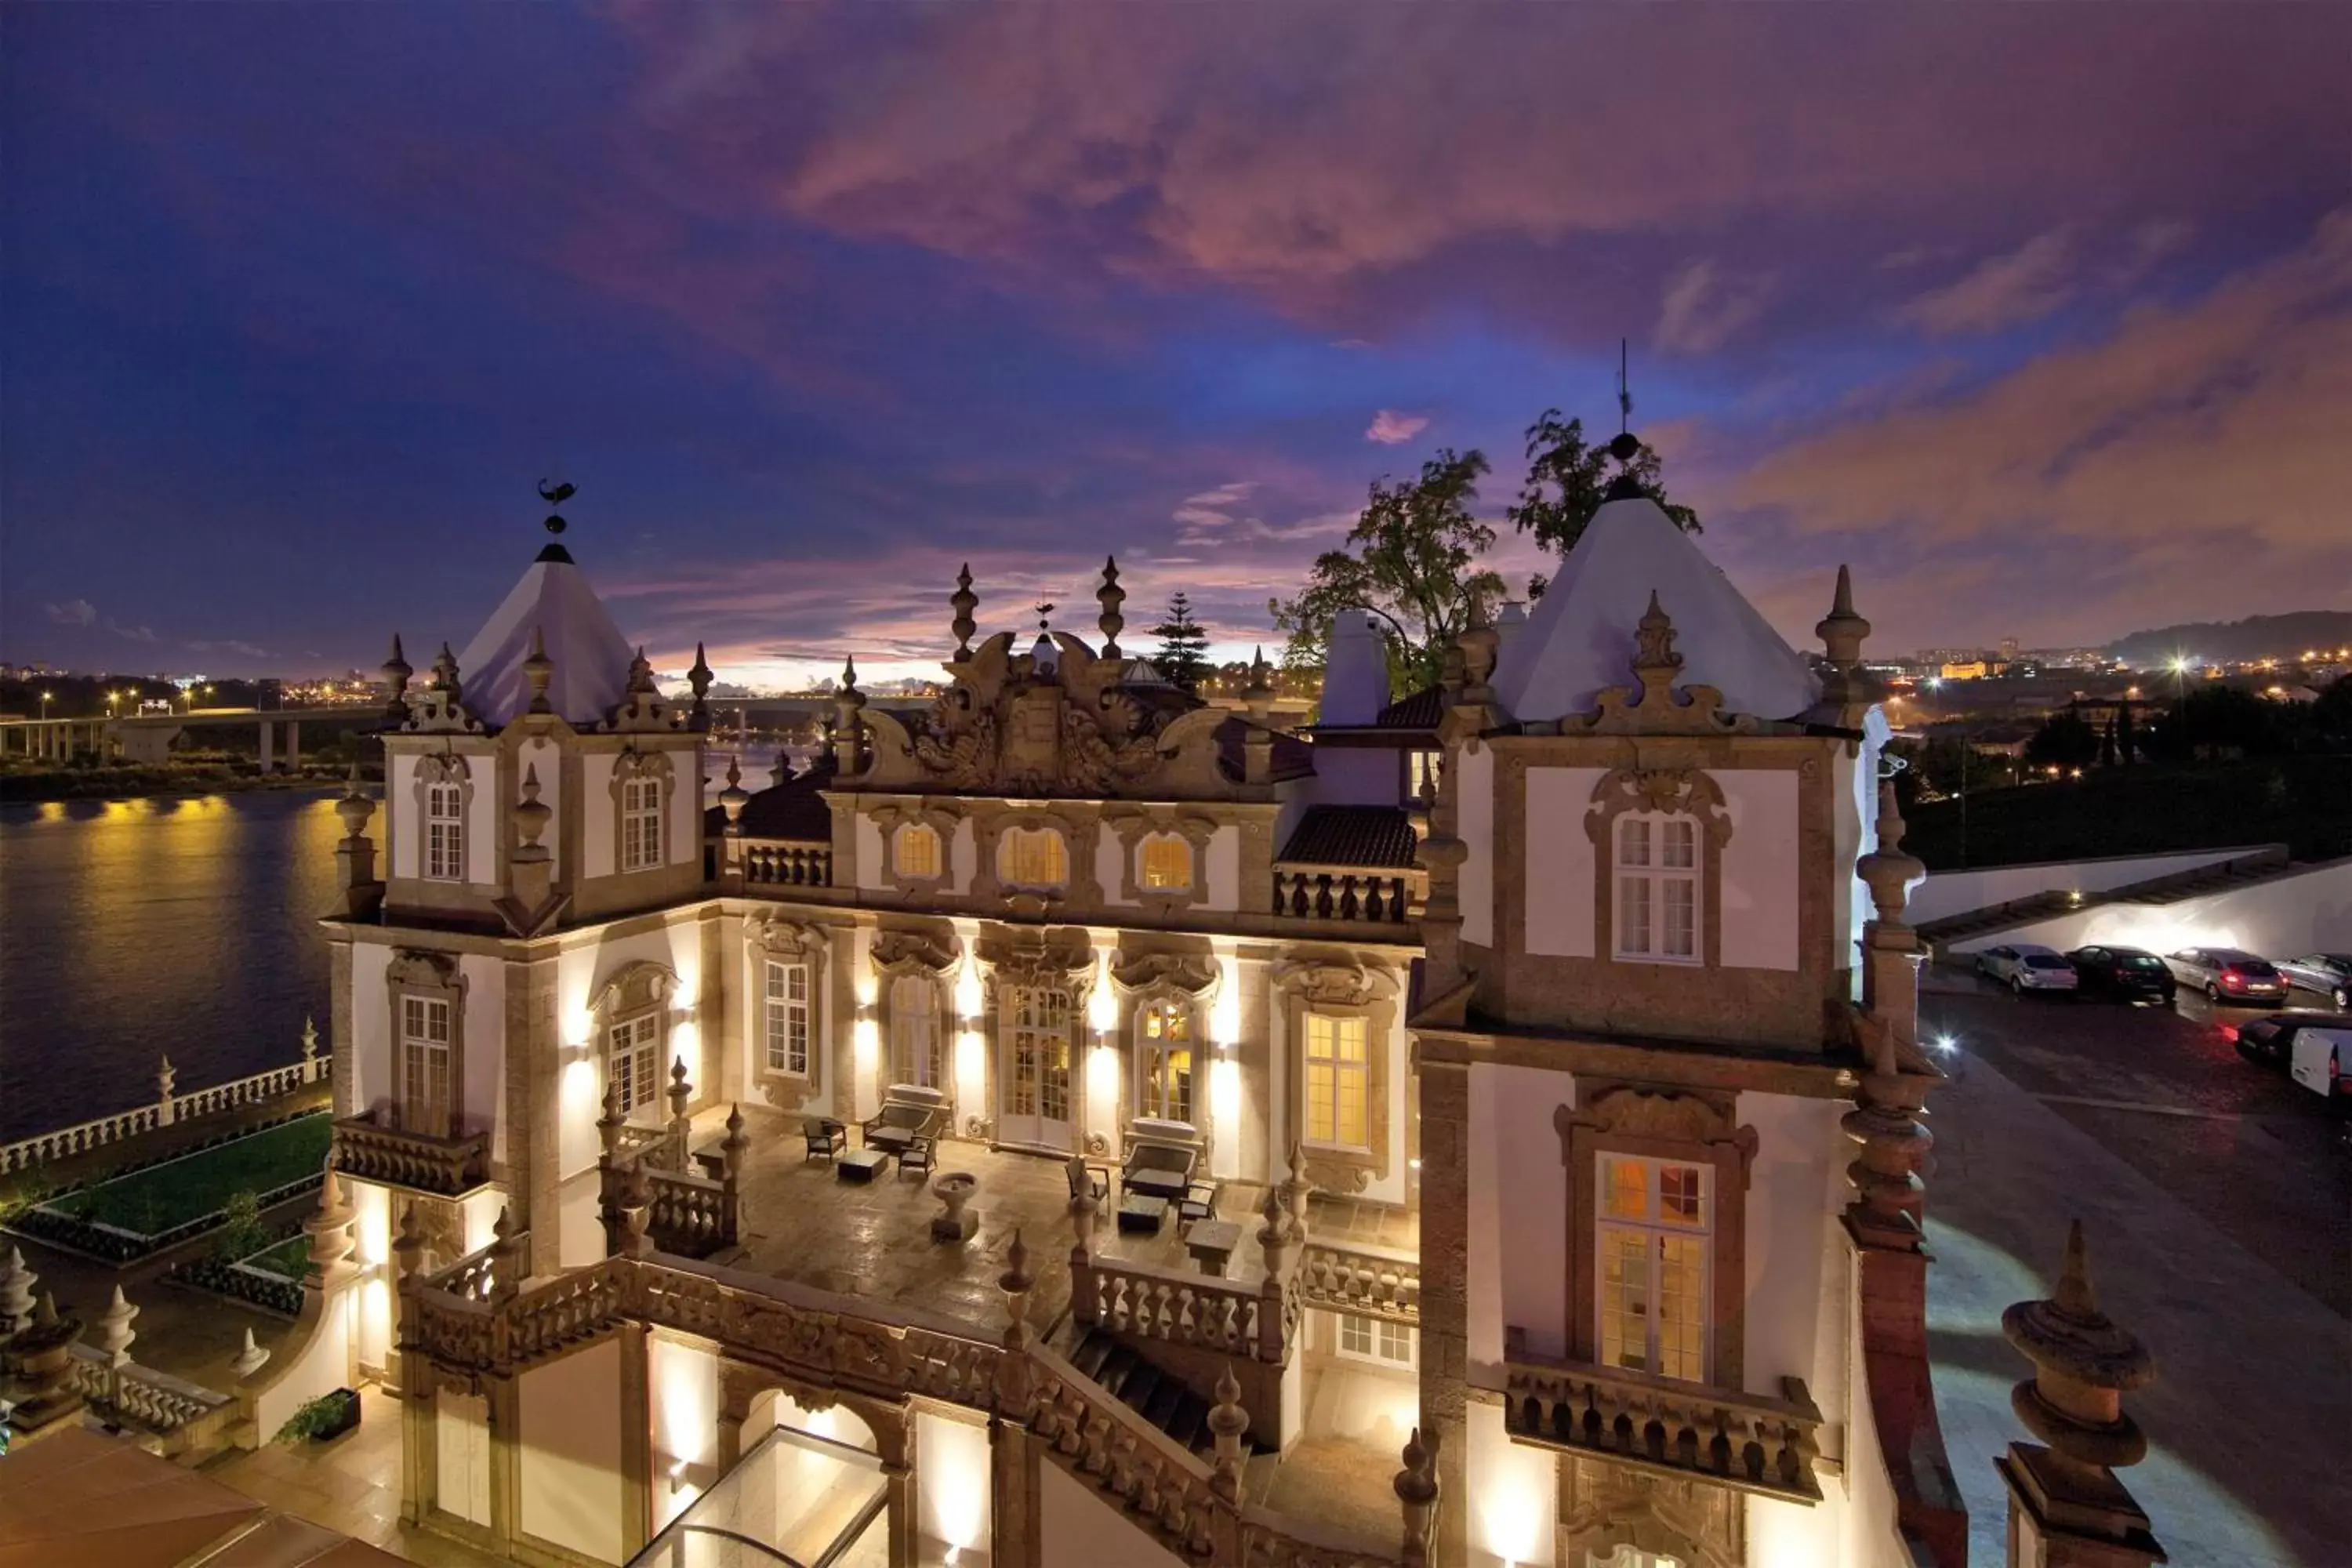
[5, 5, 2349, 687]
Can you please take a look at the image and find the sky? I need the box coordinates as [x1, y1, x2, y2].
[5, 4, 2350, 687]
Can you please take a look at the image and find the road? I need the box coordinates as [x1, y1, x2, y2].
[1920, 963, 2350, 1318]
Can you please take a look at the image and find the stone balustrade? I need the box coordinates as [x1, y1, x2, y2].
[740, 838, 833, 888]
[1, 1032, 328, 1176]
[1272, 862, 1422, 925]
[1072, 1254, 1269, 1358]
[642, 1165, 739, 1258]
[1297, 1240, 1421, 1326]
[331, 1115, 490, 1197]
[1502, 1351, 1825, 1504]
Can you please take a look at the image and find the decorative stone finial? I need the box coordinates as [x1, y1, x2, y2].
[431, 641, 462, 699]
[381, 634, 413, 717]
[950, 564, 978, 661]
[0, 1245, 38, 1331]
[1632, 590, 1682, 679]
[232, 1326, 271, 1378]
[688, 641, 714, 712]
[1207, 1363, 1250, 1500]
[1097, 555, 1126, 659]
[626, 644, 656, 696]
[394, 1203, 428, 1282]
[1395, 1424, 1442, 1566]
[597, 1077, 625, 1159]
[523, 625, 554, 714]
[1816, 563, 1871, 667]
[300, 1014, 318, 1065]
[1857, 779, 1926, 928]
[157, 1054, 176, 1102]
[335, 764, 374, 840]
[722, 1103, 749, 1184]
[513, 763, 553, 856]
[717, 756, 750, 838]
[832, 657, 867, 776]
[96, 1283, 139, 1365]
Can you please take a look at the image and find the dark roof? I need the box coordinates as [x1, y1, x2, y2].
[1374, 685, 1442, 730]
[712, 754, 837, 841]
[1279, 805, 1419, 869]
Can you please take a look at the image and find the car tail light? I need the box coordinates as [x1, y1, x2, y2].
[2220, 1025, 2238, 1042]
[2222, 968, 2244, 987]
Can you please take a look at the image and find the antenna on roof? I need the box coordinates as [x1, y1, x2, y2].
[1617, 339, 1632, 437]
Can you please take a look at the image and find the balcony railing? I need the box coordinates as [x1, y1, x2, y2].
[741, 838, 833, 889]
[1272, 862, 1423, 925]
[1502, 1350, 1824, 1504]
[1297, 1238, 1420, 1326]
[331, 1114, 491, 1198]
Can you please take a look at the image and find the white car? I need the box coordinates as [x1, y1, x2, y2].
[1974, 943, 2080, 996]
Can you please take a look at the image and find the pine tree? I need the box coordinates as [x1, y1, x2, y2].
[1150, 593, 1212, 695]
[2116, 702, 2136, 764]
[2100, 714, 2119, 768]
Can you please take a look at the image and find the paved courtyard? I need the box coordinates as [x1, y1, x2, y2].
[1919, 965, 2352, 1568]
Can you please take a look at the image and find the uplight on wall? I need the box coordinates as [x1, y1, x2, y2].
[1210, 956, 1242, 1047]
[1088, 949, 1118, 1033]
[853, 1015, 880, 1069]
[955, 953, 984, 1022]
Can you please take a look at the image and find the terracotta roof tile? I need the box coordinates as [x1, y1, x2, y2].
[1278, 805, 1419, 869]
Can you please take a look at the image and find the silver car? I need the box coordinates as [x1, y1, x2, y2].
[1974, 943, 2079, 996]
[2163, 947, 2289, 1005]
[2276, 953, 2352, 1010]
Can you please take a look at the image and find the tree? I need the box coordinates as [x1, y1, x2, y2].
[1149, 593, 1212, 695]
[2116, 702, 2138, 764]
[1507, 411, 1702, 571]
[2024, 705, 2101, 771]
[1270, 448, 1507, 695]
[2099, 714, 2119, 768]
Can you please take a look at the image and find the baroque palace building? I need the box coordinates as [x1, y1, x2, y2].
[229, 470, 2103, 1568]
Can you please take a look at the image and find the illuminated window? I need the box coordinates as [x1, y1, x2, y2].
[425, 782, 464, 881]
[1303, 1012, 1368, 1150]
[1335, 1312, 1417, 1367]
[1008, 985, 1073, 1124]
[620, 775, 663, 872]
[1407, 749, 1442, 804]
[888, 974, 942, 1088]
[607, 1012, 663, 1120]
[765, 960, 809, 1077]
[1139, 834, 1192, 891]
[400, 996, 452, 1136]
[1614, 813, 1699, 963]
[1595, 1155, 1710, 1383]
[998, 826, 1068, 889]
[894, 823, 942, 880]
[1137, 1002, 1193, 1123]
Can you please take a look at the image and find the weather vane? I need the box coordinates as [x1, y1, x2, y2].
[1034, 601, 1055, 633]
[1617, 338, 1632, 437]
[537, 479, 576, 536]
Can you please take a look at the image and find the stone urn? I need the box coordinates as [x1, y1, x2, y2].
[931, 1171, 979, 1243]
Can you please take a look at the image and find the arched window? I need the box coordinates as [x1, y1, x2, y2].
[1135, 1000, 1194, 1124]
[399, 994, 454, 1136]
[998, 826, 1068, 890]
[1302, 1011, 1369, 1150]
[606, 1011, 664, 1120]
[620, 774, 664, 872]
[1595, 1153, 1711, 1382]
[889, 972, 942, 1088]
[1613, 813, 1699, 963]
[894, 823, 942, 880]
[764, 960, 810, 1078]
[1138, 834, 1192, 891]
[425, 781, 465, 881]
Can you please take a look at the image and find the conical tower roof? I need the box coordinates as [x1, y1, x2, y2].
[1493, 495, 1818, 724]
[456, 546, 637, 728]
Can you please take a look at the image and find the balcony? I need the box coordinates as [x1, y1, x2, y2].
[330, 1113, 490, 1199]
[739, 837, 833, 888]
[1271, 862, 1424, 926]
[1501, 1348, 1825, 1505]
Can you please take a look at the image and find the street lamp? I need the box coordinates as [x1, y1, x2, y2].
[38, 691, 53, 721]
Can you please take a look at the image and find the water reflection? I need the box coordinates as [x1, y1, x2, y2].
[0, 790, 342, 1140]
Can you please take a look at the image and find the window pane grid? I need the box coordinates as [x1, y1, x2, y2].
[1303, 1013, 1367, 1150]
[425, 782, 464, 881]
[896, 826, 940, 879]
[1616, 811, 1700, 964]
[621, 776, 662, 872]
[766, 961, 810, 1076]
[1595, 1155, 1711, 1384]
[1141, 836, 1191, 890]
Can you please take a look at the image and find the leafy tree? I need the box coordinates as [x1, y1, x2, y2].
[2099, 715, 2118, 768]
[1148, 593, 1213, 695]
[2025, 705, 2101, 770]
[1270, 448, 1507, 695]
[1507, 411, 1702, 570]
[2115, 702, 2138, 764]
[213, 1189, 270, 1261]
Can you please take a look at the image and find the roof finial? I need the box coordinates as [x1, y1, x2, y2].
[536, 480, 577, 563]
[1816, 563, 1871, 668]
[522, 625, 554, 714]
[951, 563, 978, 661]
[1605, 343, 1646, 498]
[1617, 336, 1632, 437]
[1097, 556, 1125, 660]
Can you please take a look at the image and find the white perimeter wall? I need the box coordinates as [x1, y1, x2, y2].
[1947, 855, 2352, 960]
[1907, 845, 2264, 928]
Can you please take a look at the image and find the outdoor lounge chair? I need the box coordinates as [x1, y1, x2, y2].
[1067, 1156, 1111, 1206]
[1120, 1128, 1200, 1203]
[803, 1118, 848, 1162]
[862, 1083, 950, 1156]
[899, 1137, 935, 1181]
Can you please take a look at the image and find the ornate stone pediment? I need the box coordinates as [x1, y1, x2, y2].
[1558, 1083, 1757, 1170]
[870, 926, 959, 975]
[978, 927, 1096, 991]
[1582, 767, 1733, 846]
[387, 949, 463, 991]
[1559, 1456, 1744, 1568]
[1110, 950, 1218, 996]
[1272, 953, 1395, 1008]
[748, 913, 830, 960]
[591, 960, 677, 1020]
[1565, 592, 1756, 737]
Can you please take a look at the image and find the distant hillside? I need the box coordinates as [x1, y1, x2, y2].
[2107, 612, 2352, 669]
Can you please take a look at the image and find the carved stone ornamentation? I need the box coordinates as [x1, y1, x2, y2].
[1109, 949, 1219, 998]
[1563, 592, 1755, 736]
[1559, 1455, 1745, 1568]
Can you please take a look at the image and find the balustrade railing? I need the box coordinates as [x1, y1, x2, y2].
[740, 838, 833, 889]
[65, 1342, 238, 1453]
[1, 1035, 329, 1177]
[1071, 1254, 1268, 1357]
[642, 1166, 739, 1258]
[1297, 1239, 1420, 1326]
[331, 1114, 490, 1197]
[1502, 1350, 1824, 1504]
[1271, 863, 1421, 925]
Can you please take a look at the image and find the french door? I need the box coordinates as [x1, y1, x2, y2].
[999, 984, 1075, 1153]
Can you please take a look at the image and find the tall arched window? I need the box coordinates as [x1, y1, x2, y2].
[425, 781, 465, 881]
[1613, 813, 1700, 963]
[606, 1011, 664, 1120]
[889, 972, 942, 1088]
[621, 774, 663, 872]
[1595, 1153, 1711, 1382]
[1135, 1000, 1194, 1124]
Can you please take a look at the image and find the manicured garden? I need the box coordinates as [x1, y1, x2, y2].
[9, 1112, 332, 1261]
[241, 1232, 311, 1280]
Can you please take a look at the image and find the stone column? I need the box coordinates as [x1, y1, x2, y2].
[1856, 779, 1926, 1049]
[1998, 1222, 2163, 1568]
[1416, 1057, 1471, 1567]
[259, 719, 274, 774]
[285, 720, 300, 770]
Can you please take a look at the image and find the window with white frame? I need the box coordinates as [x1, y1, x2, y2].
[607, 1012, 664, 1120]
[1595, 1154, 1710, 1383]
[621, 774, 664, 873]
[1136, 1001, 1193, 1123]
[1335, 1312, 1417, 1368]
[1614, 813, 1700, 963]
[1407, 749, 1442, 804]
[1008, 985, 1073, 1123]
[894, 823, 942, 880]
[1139, 834, 1192, 891]
[765, 960, 810, 1076]
[400, 995, 453, 1136]
[1302, 1011, 1369, 1150]
[425, 782, 465, 881]
[889, 973, 942, 1088]
[998, 826, 1068, 890]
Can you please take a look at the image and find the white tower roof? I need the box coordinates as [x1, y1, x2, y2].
[1493, 495, 1818, 724]
[456, 545, 637, 728]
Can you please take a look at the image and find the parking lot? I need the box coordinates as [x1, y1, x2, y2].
[1921, 961, 2350, 1316]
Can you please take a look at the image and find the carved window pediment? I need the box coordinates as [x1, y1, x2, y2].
[1109, 950, 1218, 998]
[869, 926, 960, 976]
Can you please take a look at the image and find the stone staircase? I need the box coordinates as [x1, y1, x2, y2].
[1065, 1324, 1248, 1461]
[1919, 845, 2290, 956]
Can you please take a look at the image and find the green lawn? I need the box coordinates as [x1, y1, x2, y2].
[58, 1115, 332, 1236]
[241, 1233, 312, 1279]
[1904, 754, 2352, 870]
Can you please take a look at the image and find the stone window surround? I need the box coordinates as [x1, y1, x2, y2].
[748, 916, 829, 1109]
[589, 960, 681, 1123]
[1109, 950, 1220, 1138]
[1104, 807, 1216, 914]
[413, 750, 474, 884]
[610, 748, 676, 876]
[984, 931, 1098, 1144]
[1583, 768, 1733, 971]
[1552, 1080, 1759, 1389]
[868, 800, 964, 894]
[386, 949, 467, 1138]
[971, 804, 1099, 908]
[871, 927, 960, 1102]
[1274, 956, 1399, 1196]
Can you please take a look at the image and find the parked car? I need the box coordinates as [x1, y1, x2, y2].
[2065, 946, 2177, 1004]
[2228, 1011, 2352, 1103]
[2164, 947, 2289, 1005]
[1974, 944, 2079, 996]
[2275, 953, 2352, 1010]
